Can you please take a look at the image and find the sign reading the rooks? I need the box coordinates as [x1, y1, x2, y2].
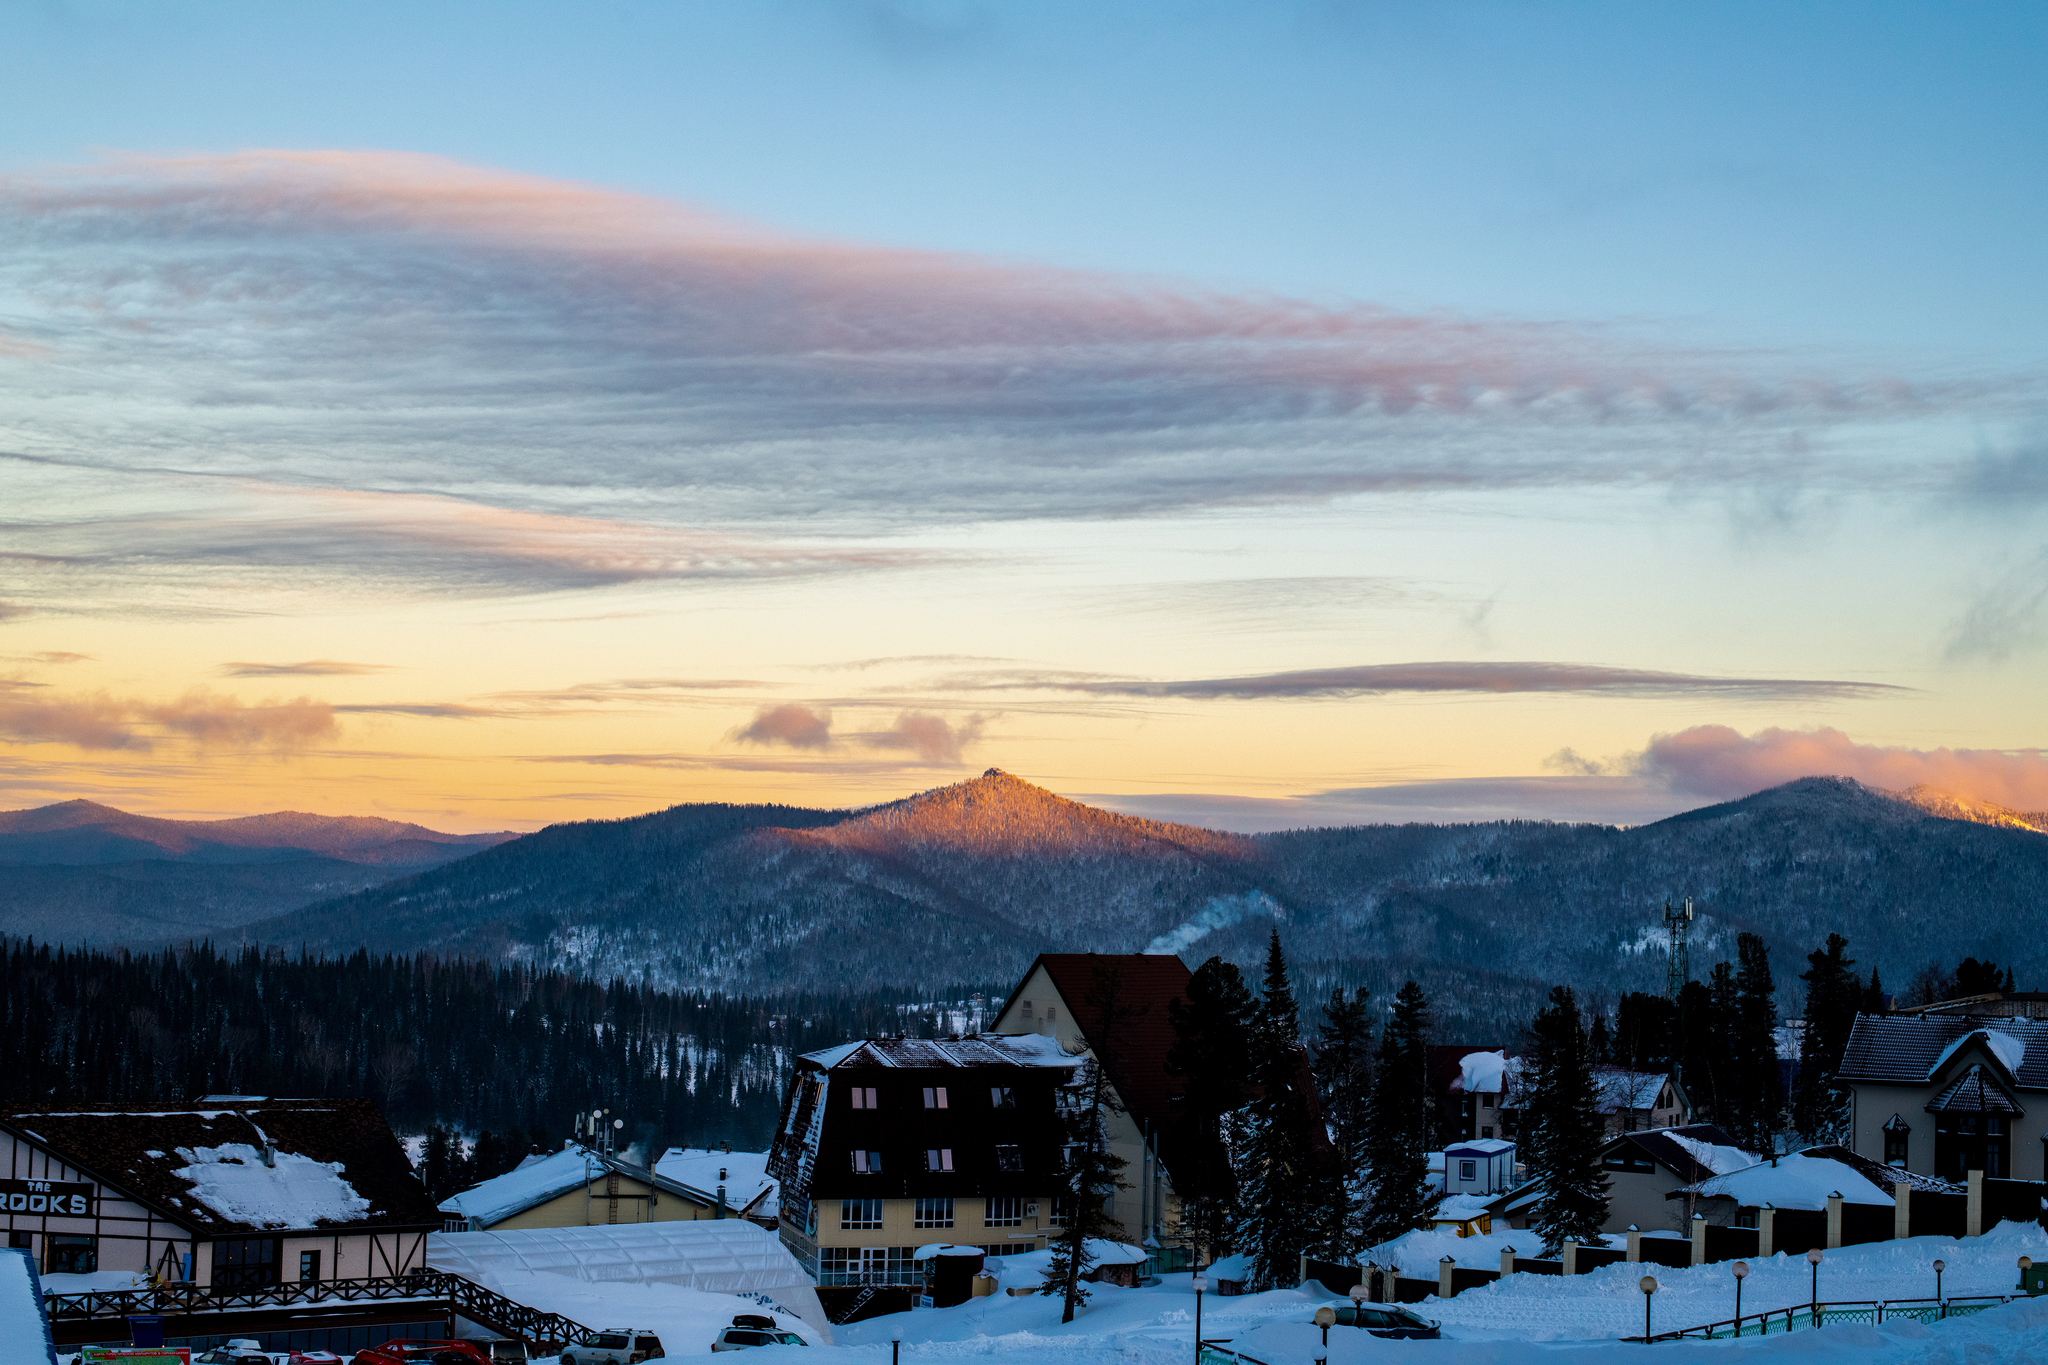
[0, 1178, 95, 1217]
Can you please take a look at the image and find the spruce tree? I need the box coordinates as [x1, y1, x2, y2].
[1359, 980, 1434, 1247]
[1730, 933, 1783, 1151]
[1312, 986, 1373, 1253]
[1791, 934, 1859, 1142]
[1166, 955, 1257, 1257]
[1232, 930, 1336, 1288]
[1523, 986, 1609, 1254]
[1587, 1012, 1613, 1067]
[1042, 964, 1135, 1322]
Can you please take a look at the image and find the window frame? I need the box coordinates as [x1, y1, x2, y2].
[840, 1198, 884, 1230]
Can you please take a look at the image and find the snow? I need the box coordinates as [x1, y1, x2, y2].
[170, 1143, 370, 1228]
[426, 1220, 829, 1336]
[1593, 1070, 1667, 1112]
[39, 1270, 149, 1294]
[1, 1249, 56, 1365]
[1435, 1195, 1497, 1222]
[1202, 1254, 1250, 1283]
[914, 1243, 984, 1259]
[440, 1145, 595, 1225]
[1667, 1132, 1755, 1177]
[1690, 1153, 1894, 1210]
[801, 1041, 866, 1069]
[1459, 1051, 1510, 1095]
[1930, 1029, 2026, 1079]
[656, 1146, 776, 1217]
[479, 1270, 826, 1356]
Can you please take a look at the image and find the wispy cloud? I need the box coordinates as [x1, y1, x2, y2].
[732, 703, 835, 750]
[0, 149, 2017, 563]
[936, 660, 1903, 701]
[222, 659, 391, 677]
[1944, 546, 2048, 664]
[1632, 724, 2048, 810]
[0, 684, 336, 753]
[727, 701, 985, 763]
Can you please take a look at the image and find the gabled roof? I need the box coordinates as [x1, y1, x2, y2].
[1592, 1068, 1677, 1114]
[2, 1099, 439, 1234]
[1926, 1065, 2025, 1115]
[796, 1034, 1076, 1071]
[1839, 1014, 2048, 1091]
[1598, 1123, 1746, 1183]
[656, 1147, 777, 1218]
[439, 1144, 726, 1226]
[1679, 1144, 1961, 1208]
[1001, 953, 1196, 1134]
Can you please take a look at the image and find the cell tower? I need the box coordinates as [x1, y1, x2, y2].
[1665, 898, 1694, 1000]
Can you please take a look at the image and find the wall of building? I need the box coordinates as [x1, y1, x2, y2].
[808, 1193, 1061, 1253]
[1599, 1170, 1692, 1236]
[2, 1130, 188, 1280]
[483, 1175, 715, 1231]
[1850, 1072, 2047, 1180]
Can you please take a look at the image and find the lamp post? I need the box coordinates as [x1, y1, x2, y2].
[1191, 1273, 1207, 1365]
[1349, 1280, 1369, 1328]
[1313, 1305, 1335, 1364]
[1806, 1247, 1823, 1324]
[1731, 1260, 1749, 1331]
[1639, 1275, 1658, 1342]
[1933, 1258, 1945, 1318]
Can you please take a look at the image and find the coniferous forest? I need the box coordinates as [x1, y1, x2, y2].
[0, 937, 1001, 1153]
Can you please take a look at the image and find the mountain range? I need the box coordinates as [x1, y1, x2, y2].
[0, 800, 514, 945]
[223, 770, 2048, 1033]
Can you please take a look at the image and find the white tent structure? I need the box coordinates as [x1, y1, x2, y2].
[428, 1220, 830, 1338]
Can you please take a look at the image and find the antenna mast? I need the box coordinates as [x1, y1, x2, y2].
[1665, 898, 1693, 1001]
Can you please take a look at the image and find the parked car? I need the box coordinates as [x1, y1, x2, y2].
[710, 1326, 808, 1351]
[290, 1354, 347, 1365]
[558, 1331, 665, 1365]
[470, 1343, 526, 1365]
[1328, 1303, 1442, 1339]
[194, 1344, 269, 1365]
[352, 1341, 493, 1365]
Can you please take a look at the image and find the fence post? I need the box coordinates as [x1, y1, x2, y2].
[1500, 1246, 1517, 1276]
[1826, 1192, 1843, 1250]
[1691, 1214, 1708, 1266]
[1968, 1170, 1984, 1238]
[1625, 1226, 1642, 1262]
[1562, 1240, 1578, 1276]
[1758, 1205, 1776, 1260]
[1438, 1256, 1455, 1300]
[1299, 1252, 1309, 1288]
[1894, 1184, 1911, 1241]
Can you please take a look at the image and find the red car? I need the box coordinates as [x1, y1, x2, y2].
[352, 1342, 493, 1365]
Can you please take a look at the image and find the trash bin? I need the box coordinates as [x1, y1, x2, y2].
[126, 1314, 167, 1347]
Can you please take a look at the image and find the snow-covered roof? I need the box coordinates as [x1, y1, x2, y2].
[656, 1148, 776, 1218]
[427, 1220, 828, 1336]
[172, 1143, 371, 1229]
[441, 1145, 725, 1226]
[1434, 1195, 1495, 1221]
[0, 1250, 55, 1365]
[1684, 1151, 1893, 1210]
[1840, 1014, 2048, 1091]
[797, 1033, 1079, 1070]
[1446, 1138, 1516, 1156]
[1931, 1029, 2027, 1080]
[1663, 1132, 1751, 1178]
[1456, 1051, 1510, 1095]
[1592, 1069, 1671, 1112]
[1202, 1253, 1249, 1282]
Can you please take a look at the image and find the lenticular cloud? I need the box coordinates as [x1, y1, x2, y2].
[0, 151, 1988, 534]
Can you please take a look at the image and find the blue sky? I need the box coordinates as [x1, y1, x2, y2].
[0, 2, 2043, 828]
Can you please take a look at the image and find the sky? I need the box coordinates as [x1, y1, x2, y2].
[0, 1, 2044, 832]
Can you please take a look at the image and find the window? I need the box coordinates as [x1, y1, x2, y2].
[6, 1232, 30, 1252]
[1047, 1196, 1072, 1226]
[1056, 1086, 1086, 1113]
[299, 1250, 321, 1284]
[1046, 1007, 1057, 1023]
[1883, 1119, 1911, 1166]
[1482, 1093, 1495, 1110]
[1458, 1160, 1477, 1181]
[210, 1238, 276, 1289]
[841, 1199, 884, 1230]
[985, 1196, 1024, 1227]
[48, 1235, 97, 1275]
[923, 1086, 949, 1109]
[820, 1246, 919, 1286]
[849, 1086, 879, 1110]
[914, 1197, 955, 1228]
[1481, 1127, 1495, 1140]
[852, 1149, 884, 1174]
[926, 1148, 954, 1173]
[995, 1145, 1023, 1172]
[1735, 1208, 1758, 1229]
[991, 1087, 1016, 1109]
[1022, 1000, 1034, 1018]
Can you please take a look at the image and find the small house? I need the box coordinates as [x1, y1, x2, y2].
[1442, 1139, 1516, 1196]
[1595, 1123, 1750, 1235]
[438, 1143, 741, 1232]
[1592, 1069, 1690, 1137]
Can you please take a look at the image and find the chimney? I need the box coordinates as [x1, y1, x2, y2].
[262, 1144, 276, 1168]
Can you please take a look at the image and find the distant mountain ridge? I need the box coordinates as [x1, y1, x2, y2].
[244, 770, 2048, 1032]
[0, 799, 516, 946]
[1890, 785, 2048, 836]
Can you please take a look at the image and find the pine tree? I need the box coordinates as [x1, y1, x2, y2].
[1523, 986, 1609, 1255]
[1729, 933, 1783, 1151]
[1232, 930, 1337, 1288]
[1359, 980, 1434, 1247]
[1861, 968, 1886, 1014]
[1587, 1012, 1613, 1067]
[1312, 986, 1373, 1253]
[1166, 955, 1257, 1258]
[1791, 934, 1859, 1142]
[1042, 965, 1136, 1322]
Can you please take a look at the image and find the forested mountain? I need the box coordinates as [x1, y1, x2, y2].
[0, 799, 514, 945]
[0, 937, 990, 1151]
[250, 771, 2048, 1035]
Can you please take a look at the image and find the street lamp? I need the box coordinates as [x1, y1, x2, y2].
[1349, 1280, 1369, 1329]
[1806, 1247, 1824, 1323]
[1731, 1260, 1749, 1331]
[1313, 1305, 1336, 1364]
[1639, 1275, 1658, 1342]
[1191, 1273, 1208, 1365]
[1933, 1258, 1946, 1318]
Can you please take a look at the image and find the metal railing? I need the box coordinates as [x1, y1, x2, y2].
[45, 1267, 604, 1353]
[1623, 1294, 2016, 1342]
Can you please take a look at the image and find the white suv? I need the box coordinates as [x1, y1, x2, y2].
[558, 1331, 664, 1365]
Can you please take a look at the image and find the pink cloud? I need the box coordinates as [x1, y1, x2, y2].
[850, 711, 987, 764]
[1636, 725, 2048, 811]
[732, 703, 833, 751]
[0, 682, 336, 753]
